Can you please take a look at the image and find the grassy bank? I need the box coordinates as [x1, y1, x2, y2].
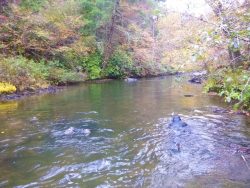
[0, 56, 84, 94]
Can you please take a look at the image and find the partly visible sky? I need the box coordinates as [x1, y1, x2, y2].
[159, 0, 212, 17]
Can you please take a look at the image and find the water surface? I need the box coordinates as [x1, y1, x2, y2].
[0, 76, 250, 187]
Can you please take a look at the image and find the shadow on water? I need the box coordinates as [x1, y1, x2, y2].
[0, 75, 250, 187]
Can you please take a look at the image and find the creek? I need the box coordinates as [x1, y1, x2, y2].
[0, 76, 250, 187]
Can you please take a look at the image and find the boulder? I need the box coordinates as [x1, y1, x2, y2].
[188, 70, 207, 84]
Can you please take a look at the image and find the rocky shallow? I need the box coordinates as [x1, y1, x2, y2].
[0, 86, 65, 101]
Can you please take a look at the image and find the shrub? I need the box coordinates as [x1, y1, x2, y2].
[0, 56, 83, 91]
[204, 68, 250, 110]
[0, 56, 49, 91]
[47, 67, 82, 85]
[104, 50, 133, 78]
[83, 52, 102, 80]
[20, 0, 47, 11]
[0, 82, 16, 94]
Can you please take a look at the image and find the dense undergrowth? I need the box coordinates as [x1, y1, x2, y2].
[204, 68, 250, 110]
[202, 0, 250, 111]
[0, 56, 83, 92]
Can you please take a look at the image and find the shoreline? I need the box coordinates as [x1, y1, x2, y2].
[0, 72, 178, 102]
[0, 73, 249, 116]
[0, 86, 67, 102]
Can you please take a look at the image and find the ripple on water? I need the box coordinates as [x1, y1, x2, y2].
[1, 107, 250, 187]
[37, 112, 250, 187]
[147, 112, 250, 187]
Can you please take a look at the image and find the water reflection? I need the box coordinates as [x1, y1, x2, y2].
[0, 76, 249, 187]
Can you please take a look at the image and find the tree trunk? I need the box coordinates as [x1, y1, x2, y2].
[102, 0, 120, 68]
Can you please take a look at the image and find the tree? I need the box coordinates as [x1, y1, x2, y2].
[205, 0, 250, 67]
[103, 0, 120, 68]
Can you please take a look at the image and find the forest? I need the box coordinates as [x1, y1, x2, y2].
[0, 0, 249, 110]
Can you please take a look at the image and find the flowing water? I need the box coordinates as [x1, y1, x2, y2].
[0, 76, 250, 188]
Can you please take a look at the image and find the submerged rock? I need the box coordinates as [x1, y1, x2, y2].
[124, 78, 138, 82]
[188, 77, 202, 84]
[64, 127, 91, 136]
[30, 116, 38, 122]
[64, 127, 75, 135]
[82, 129, 91, 136]
[184, 94, 194, 97]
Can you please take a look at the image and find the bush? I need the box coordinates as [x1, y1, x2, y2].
[204, 68, 250, 110]
[0, 82, 16, 94]
[0, 56, 49, 91]
[83, 52, 102, 80]
[47, 67, 82, 85]
[104, 50, 133, 78]
[0, 56, 83, 91]
[20, 0, 47, 11]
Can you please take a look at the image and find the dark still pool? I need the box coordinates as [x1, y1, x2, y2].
[0, 76, 250, 187]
